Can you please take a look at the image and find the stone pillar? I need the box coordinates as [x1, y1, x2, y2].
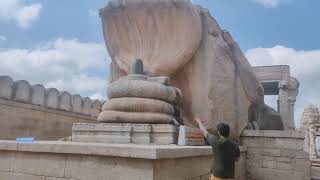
[309, 127, 317, 159]
[278, 78, 299, 130]
[287, 98, 296, 130]
[279, 82, 290, 130]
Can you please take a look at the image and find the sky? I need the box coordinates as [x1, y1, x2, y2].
[0, 0, 319, 127]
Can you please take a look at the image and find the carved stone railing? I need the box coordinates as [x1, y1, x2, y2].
[0, 75, 103, 117]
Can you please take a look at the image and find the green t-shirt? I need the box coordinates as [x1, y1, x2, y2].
[206, 133, 240, 179]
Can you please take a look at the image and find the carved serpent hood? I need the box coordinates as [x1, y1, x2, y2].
[100, 0, 202, 76]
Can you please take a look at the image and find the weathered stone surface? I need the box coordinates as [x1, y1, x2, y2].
[71, 94, 82, 114]
[98, 110, 177, 124]
[108, 79, 181, 104]
[14, 80, 31, 103]
[14, 152, 66, 177]
[82, 97, 92, 115]
[100, 0, 202, 76]
[178, 126, 205, 146]
[102, 97, 175, 115]
[0, 98, 95, 140]
[0, 172, 45, 180]
[0, 141, 246, 180]
[72, 123, 131, 143]
[31, 84, 46, 106]
[242, 130, 311, 180]
[131, 124, 151, 144]
[151, 124, 178, 145]
[0, 151, 15, 172]
[90, 100, 101, 117]
[0, 75, 14, 99]
[59, 91, 72, 111]
[46, 88, 59, 109]
[72, 123, 178, 145]
[147, 76, 170, 86]
[100, 0, 286, 135]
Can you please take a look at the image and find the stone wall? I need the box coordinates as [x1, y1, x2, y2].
[0, 140, 247, 180]
[0, 76, 102, 140]
[241, 130, 311, 180]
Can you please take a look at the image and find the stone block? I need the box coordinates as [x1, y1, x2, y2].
[72, 123, 179, 145]
[151, 124, 178, 144]
[14, 152, 66, 177]
[45, 177, 75, 180]
[0, 151, 15, 172]
[73, 123, 131, 132]
[187, 176, 201, 180]
[200, 174, 210, 180]
[280, 149, 297, 158]
[72, 123, 131, 144]
[72, 94, 82, 114]
[178, 126, 205, 146]
[131, 124, 151, 144]
[247, 166, 310, 180]
[82, 97, 92, 115]
[31, 84, 46, 106]
[312, 166, 320, 180]
[247, 159, 263, 168]
[247, 147, 281, 156]
[262, 160, 292, 170]
[242, 136, 304, 150]
[64, 155, 153, 180]
[295, 150, 309, 159]
[0, 76, 14, 99]
[14, 80, 31, 103]
[0, 171, 45, 180]
[294, 159, 311, 172]
[59, 91, 72, 111]
[46, 88, 59, 109]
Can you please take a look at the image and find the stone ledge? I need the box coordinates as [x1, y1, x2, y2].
[0, 140, 246, 160]
[241, 130, 305, 139]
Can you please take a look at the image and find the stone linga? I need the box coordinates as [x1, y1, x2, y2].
[100, 0, 284, 138]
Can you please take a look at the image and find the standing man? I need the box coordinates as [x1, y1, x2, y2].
[194, 114, 240, 180]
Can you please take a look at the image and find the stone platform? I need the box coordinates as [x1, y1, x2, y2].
[72, 123, 179, 145]
[0, 140, 247, 180]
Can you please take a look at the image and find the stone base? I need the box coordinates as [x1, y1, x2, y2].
[0, 140, 247, 180]
[72, 123, 178, 145]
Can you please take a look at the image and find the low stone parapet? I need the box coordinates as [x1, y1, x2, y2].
[241, 130, 310, 180]
[0, 75, 103, 140]
[0, 75, 103, 117]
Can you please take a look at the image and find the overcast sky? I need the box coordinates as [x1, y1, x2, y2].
[0, 0, 319, 127]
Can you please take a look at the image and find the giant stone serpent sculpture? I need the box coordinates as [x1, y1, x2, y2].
[99, 0, 284, 137]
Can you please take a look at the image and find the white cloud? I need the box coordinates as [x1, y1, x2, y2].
[0, 0, 42, 28]
[0, 38, 109, 99]
[253, 0, 281, 8]
[89, 9, 98, 17]
[90, 93, 105, 101]
[0, 35, 6, 41]
[246, 45, 320, 76]
[246, 45, 320, 127]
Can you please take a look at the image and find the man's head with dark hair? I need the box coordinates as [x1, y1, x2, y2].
[217, 123, 230, 137]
